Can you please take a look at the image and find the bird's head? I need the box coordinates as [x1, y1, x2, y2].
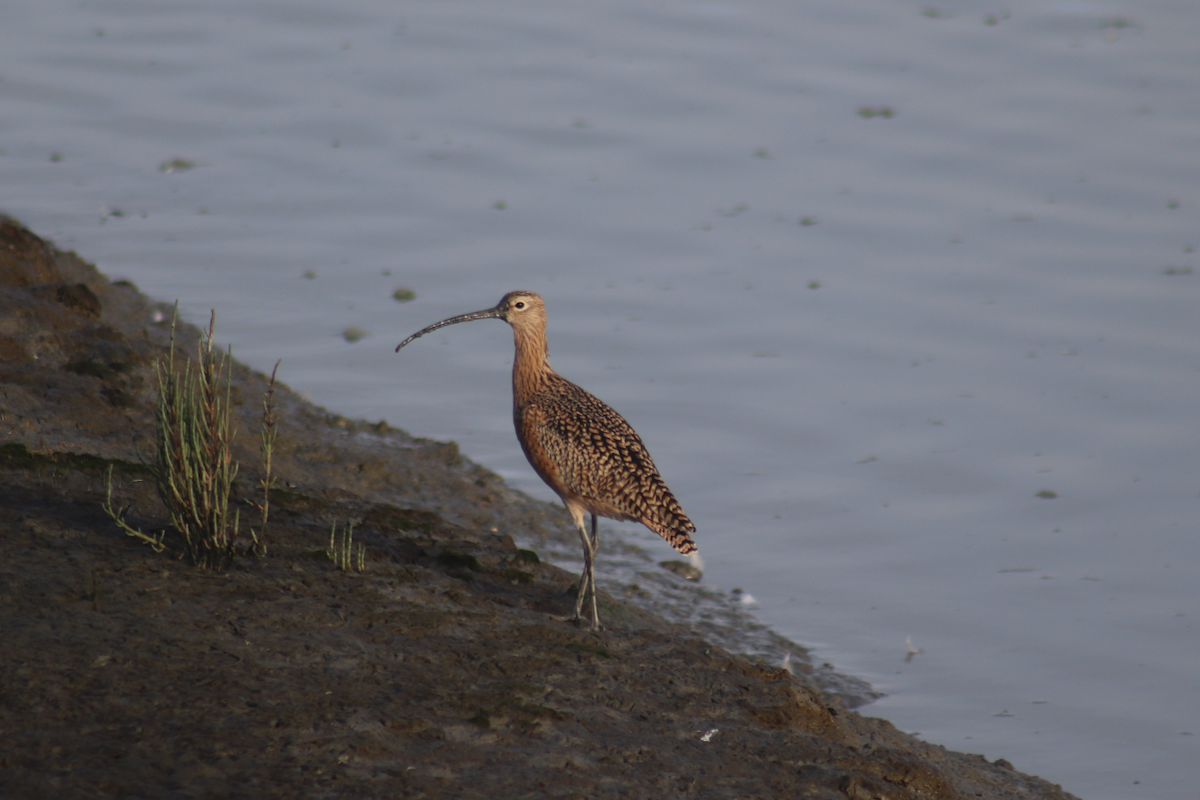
[395, 290, 546, 352]
[494, 290, 545, 330]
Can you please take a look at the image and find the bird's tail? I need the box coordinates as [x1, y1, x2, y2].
[645, 519, 697, 555]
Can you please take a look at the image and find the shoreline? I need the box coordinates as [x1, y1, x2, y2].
[0, 216, 1078, 799]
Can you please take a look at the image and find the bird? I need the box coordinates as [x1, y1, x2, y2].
[395, 290, 696, 630]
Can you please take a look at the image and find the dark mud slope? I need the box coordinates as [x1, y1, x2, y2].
[0, 217, 1078, 799]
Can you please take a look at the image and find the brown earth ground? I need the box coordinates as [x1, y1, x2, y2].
[0, 216, 1081, 799]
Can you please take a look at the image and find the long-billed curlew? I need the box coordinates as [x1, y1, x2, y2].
[395, 291, 696, 630]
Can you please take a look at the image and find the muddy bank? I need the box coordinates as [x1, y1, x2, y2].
[0, 217, 1078, 798]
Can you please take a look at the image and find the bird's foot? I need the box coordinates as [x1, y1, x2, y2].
[572, 614, 604, 632]
[553, 612, 604, 632]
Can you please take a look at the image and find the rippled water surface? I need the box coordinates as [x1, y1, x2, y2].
[4, 1, 1198, 796]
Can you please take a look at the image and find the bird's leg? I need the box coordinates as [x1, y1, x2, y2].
[587, 513, 600, 629]
[570, 514, 602, 630]
[572, 519, 593, 622]
[574, 517, 595, 609]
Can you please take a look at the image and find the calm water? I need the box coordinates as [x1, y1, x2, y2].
[4, 1, 1198, 796]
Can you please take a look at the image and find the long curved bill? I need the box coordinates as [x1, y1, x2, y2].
[395, 302, 505, 352]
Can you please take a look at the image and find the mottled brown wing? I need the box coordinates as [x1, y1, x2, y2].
[520, 374, 696, 554]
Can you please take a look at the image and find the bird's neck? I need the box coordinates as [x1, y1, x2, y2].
[511, 324, 552, 402]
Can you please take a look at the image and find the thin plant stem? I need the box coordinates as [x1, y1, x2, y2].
[250, 359, 281, 557]
[102, 464, 167, 552]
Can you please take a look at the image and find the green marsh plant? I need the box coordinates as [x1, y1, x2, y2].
[154, 309, 240, 570]
[328, 520, 366, 572]
[106, 307, 283, 571]
[248, 360, 281, 557]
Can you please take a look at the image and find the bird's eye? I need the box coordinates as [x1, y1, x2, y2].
[514, 301, 525, 309]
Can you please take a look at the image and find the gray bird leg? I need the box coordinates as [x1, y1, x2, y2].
[571, 521, 591, 622]
[588, 513, 600, 629]
[572, 514, 602, 630]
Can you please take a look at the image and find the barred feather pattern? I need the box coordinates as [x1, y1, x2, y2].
[515, 371, 697, 555]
